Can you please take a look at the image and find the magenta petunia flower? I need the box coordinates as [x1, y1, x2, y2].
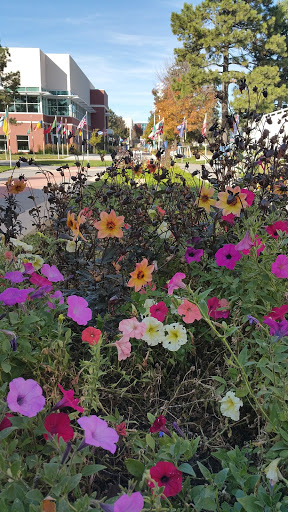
[67, 295, 92, 325]
[100, 492, 144, 512]
[23, 262, 35, 274]
[30, 285, 53, 300]
[167, 273, 186, 296]
[52, 383, 84, 413]
[207, 297, 230, 319]
[44, 412, 74, 442]
[264, 304, 288, 321]
[215, 244, 242, 270]
[118, 317, 146, 340]
[221, 213, 235, 225]
[41, 264, 64, 283]
[185, 246, 203, 264]
[47, 290, 64, 309]
[4, 271, 27, 283]
[265, 221, 288, 239]
[7, 377, 45, 417]
[271, 255, 288, 278]
[30, 273, 52, 288]
[240, 189, 255, 206]
[0, 287, 34, 306]
[150, 301, 169, 322]
[77, 415, 119, 453]
[263, 318, 288, 339]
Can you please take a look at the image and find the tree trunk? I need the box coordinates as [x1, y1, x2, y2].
[222, 52, 229, 133]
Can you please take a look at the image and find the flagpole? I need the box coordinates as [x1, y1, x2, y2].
[86, 111, 89, 158]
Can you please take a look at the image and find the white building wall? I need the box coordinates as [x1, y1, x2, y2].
[5, 48, 42, 88]
[68, 56, 94, 105]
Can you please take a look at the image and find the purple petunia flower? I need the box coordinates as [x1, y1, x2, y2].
[263, 318, 288, 340]
[271, 255, 288, 279]
[47, 290, 64, 309]
[185, 246, 204, 264]
[215, 244, 242, 270]
[247, 315, 260, 325]
[77, 415, 119, 453]
[100, 492, 144, 512]
[4, 271, 27, 283]
[30, 285, 53, 300]
[41, 264, 64, 283]
[7, 377, 45, 417]
[0, 287, 34, 306]
[67, 295, 92, 325]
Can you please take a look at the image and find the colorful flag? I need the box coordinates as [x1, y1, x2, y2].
[63, 118, 68, 135]
[202, 114, 207, 137]
[51, 116, 57, 131]
[149, 118, 164, 139]
[56, 121, 62, 133]
[44, 126, 51, 134]
[233, 114, 239, 134]
[27, 129, 30, 135]
[3, 108, 9, 138]
[78, 129, 83, 137]
[77, 114, 87, 130]
[177, 120, 185, 138]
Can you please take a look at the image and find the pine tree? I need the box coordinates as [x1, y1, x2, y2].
[0, 46, 20, 111]
[171, 0, 287, 125]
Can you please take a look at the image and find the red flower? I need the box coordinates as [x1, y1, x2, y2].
[207, 297, 230, 319]
[44, 412, 74, 442]
[148, 461, 182, 497]
[150, 302, 169, 322]
[0, 413, 13, 431]
[82, 327, 102, 345]
[265, 221, 288, 239]
[264, 304, 288, 321]
[150, 415, 167, 433]
[116, 422, 127, 436]
[29, 273, 52, 287]
[52, 383, 84, 413]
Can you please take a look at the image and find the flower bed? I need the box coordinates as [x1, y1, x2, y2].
[1, 144, 288, 510]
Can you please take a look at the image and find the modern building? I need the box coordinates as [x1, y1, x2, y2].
[0, 48, 109, 153]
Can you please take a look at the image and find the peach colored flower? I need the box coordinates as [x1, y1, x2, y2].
[177, 300, 202, 324]
[128, 258, 154, 292]
[215, 186, 248, 217]
[115, 337, 131, 361]
[94, 209, 125, 239]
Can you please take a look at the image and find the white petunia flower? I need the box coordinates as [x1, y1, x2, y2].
[142, 299, 156, 317]
[142, 316, 165, 346]
[264, 458, 283, 486]
[18, 253, 44, 271]
[163, 322, 187, 351]
[220, 391, 243, 421]
[66, 240, 77, 253]
[10, 238, 33, 252]
[157, 221, 172, 240]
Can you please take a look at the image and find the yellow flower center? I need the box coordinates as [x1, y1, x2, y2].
[137, 271, 145, 280]
[107, 221, 116, 230]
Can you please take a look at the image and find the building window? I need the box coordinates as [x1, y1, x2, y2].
[9, 95, 40, 114]
[44, 98, 69, 116]
[17, 135, 29, 152]
[0, 136, 7, 151]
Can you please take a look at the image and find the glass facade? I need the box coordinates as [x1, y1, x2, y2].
[43, 98, 69, 116]
[0, 135, 7, 151]
[9, 96, 40, 113]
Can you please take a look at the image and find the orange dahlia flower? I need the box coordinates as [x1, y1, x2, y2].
[94, 210, 125, 239]
[67, 211, 86, 241]
[215, 186, 248, 217]
[272, 181, 288, 196]
[6, 178, 26, 194]
[195, 186, 216, 213]
[128, 258, 154, 292]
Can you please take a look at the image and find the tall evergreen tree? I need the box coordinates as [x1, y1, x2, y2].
[171, 1, 287, 126]
[0, 46, 20, 111]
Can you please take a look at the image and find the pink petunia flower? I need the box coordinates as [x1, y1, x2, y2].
[44, 412, 74, 442]
[52, 383, 84, 413]
[4, 271, 27, 283]
[30, 273, 52, 288]
[207, 297, 230, 319]
[0, 287, 34, 306]
[167, 273, 186, 296]
[118, 317, 146, 340]
[265, 220, 288, 239]
[67, 295, 92, 325]
[100, 492, 144, 512]
[240, 189, 255, 206]
[47, 290, 64, 309]
[7, 377, 45, 417]
[115, 336, 131, 361]
[41, 264, 64, 282]
[23, 262, 35, 274]
[221, 213, 235, 225]
[185, 246, 203, 264]
[150, 301, 169, 322]
[271, 255, 288, 278]
[235, 231, 254, 252]
[77, 415, 119, 453]
[215, 244, 242, 270]
[148, 461, 182, 498]
[177, 300, 202, 324]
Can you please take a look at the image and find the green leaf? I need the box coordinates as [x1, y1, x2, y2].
[11, 499, 25, 512]
[147, 413, 155, 423]
[1, 361, 11, 373]
[197, 461, 212, 480]
[64, 474, 82, 493]
[146, 433, 155, 451]
[214, 468, 229, 487]
[238, 346, 248, 365]
[237, 495, 263, 512]
[178, 463, 196, 476]
[82, 464, 106, 476]
[125, 459, 145, 479]
[0, 426, 17, 440]
[25, 489, 43, 503]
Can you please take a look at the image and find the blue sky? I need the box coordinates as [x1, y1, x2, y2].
[1, 0, 191, 122]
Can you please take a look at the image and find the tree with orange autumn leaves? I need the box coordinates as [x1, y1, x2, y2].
[145, 64, 216, 143]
